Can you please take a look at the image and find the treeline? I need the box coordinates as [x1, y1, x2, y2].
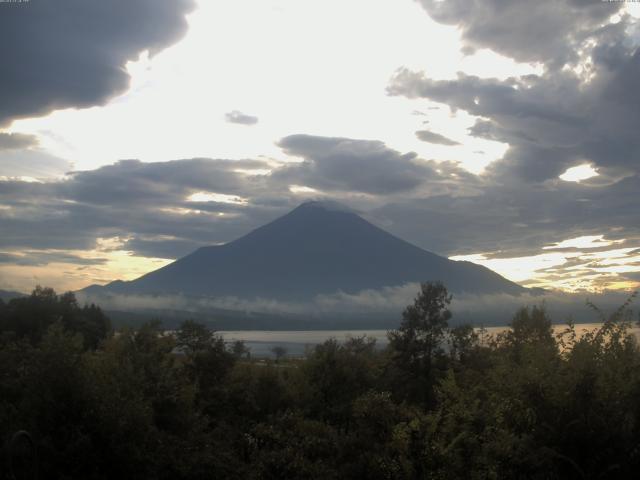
[1, 283, 640, 479]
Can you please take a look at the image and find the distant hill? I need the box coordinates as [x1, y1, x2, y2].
[84, 201, 524, 303]
[0, 289, 27, 302]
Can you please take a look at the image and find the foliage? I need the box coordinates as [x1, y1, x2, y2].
[1, 284, 640, 479]
[0, 286, 110, 349]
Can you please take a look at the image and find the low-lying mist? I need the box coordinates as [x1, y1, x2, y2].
[76, 284, 638, 328]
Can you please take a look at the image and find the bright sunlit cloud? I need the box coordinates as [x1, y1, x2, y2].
[543, 235, 623, 250]
[289, 185, 319, 194]
[187, 192, 248, 204]
[559, 164, 599, 182]
[450, 252, 581, 283]
[452, 239, 640, 292]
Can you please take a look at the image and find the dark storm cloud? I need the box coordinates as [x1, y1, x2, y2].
[0, 0, 195, 126]
[416, 0, 621, 67]
[415, 130, 460, 146]
[225, 110, 259, 125]
[0, 133, 38, 150]
[276, 134, 437, 194]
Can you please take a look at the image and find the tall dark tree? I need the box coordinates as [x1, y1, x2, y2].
[387, 281, 452, 405]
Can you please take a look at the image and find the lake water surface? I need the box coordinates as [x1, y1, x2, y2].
[219, 323, 640, 358]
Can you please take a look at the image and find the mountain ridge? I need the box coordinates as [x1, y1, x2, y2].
[0, 289, 27, 302]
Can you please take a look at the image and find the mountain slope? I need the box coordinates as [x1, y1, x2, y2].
[88, 201, 524, 300]
[0, 289, 27, 302]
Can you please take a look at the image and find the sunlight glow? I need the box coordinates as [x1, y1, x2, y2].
[0, 176, 44, 183]
[187, 192, 248, 204]
[0, 240, 173, 292]
[289, 185, 319, 194]
[559, 164, 599, 182]
[452, 241, 640, 292]
[9, 0, 537, 176]
[543, 235, 623, 250]
[450, 252, 580, 283]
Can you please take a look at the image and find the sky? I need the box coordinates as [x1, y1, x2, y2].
[1, 0, 639, 295]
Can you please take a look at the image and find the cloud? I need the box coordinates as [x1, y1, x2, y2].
[0, 133, 38, 150]
[415, 129, 460, 146]
[77, 281, 639, 327]
[76, 291, 310, 317]
[0, 132, 70, 178]
[61, 158, 269, 206]
[388, 2, 640, 185]
[0, 158, 290, 258]
[0, 148, 72, 178]
[0, 143, 638, 262]
[416, 0, 622, 67]
[0, 134, 463, 263]
[389, 26, 640, 183]
[623, 272, 640, 282]
[276, 134, 437, 194]
[122, 236, 205, 260]
[0, 251, 107, 267]
[0, 0, 195, 126]
[376, 0, 640, 287]
[0, 138, 440, 257]
[225, 110, 259, 125]
[315, 282, 640, 325]
[371, 173, 640, 258]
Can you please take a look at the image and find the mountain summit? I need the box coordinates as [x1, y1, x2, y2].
[87, 201, 524, 300]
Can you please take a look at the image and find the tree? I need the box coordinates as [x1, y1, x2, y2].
[303, 336, 379, 424]
[175, 319, 215, 356]
[175, 320, 235, 411]
[270, 345, 288, 363]
[231, 339, 250, 359]
[387, 282, 451, 405]
[0, 286, 111, 349]
[448, 324, 479, 363]
[509, 305, 554, 347]
[499, 305, 557, 364]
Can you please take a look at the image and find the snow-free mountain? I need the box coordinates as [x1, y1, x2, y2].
[85, 201, 524, 300]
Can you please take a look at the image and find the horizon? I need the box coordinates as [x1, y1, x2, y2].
[1, 0, 639, 297]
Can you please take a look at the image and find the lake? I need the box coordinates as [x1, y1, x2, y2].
[219, 323, 640, 358]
